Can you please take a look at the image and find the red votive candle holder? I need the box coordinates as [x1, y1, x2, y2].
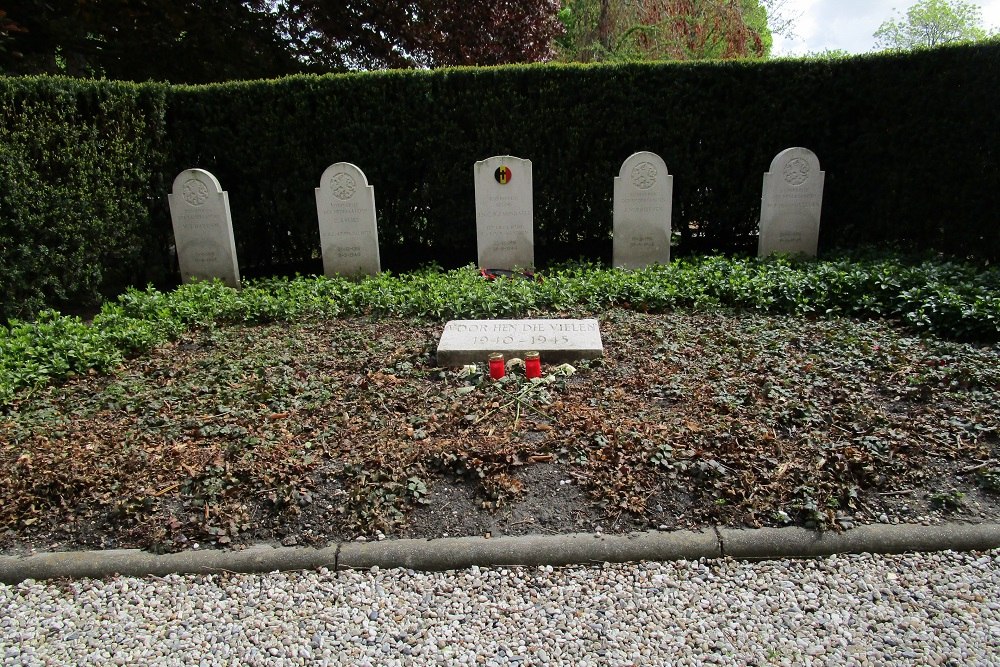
[489, 353, 505, 379]
[525, 351, 541, 379]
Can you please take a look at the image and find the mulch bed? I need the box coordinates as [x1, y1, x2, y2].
[2, 310, 998, 554]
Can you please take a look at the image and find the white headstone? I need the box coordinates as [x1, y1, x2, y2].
[167, 168, 240, 288]
[315, 162, 381, 276]
[758, 148, 825, 257]
[436, 318, 603, 366]
[613, 151, 673, 269]
[474, 155, 534, 270]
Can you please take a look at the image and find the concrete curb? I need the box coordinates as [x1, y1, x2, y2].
[1, 523, 999, 584]
[336, 529, 720, 571]
[719, 523, 1000, 559]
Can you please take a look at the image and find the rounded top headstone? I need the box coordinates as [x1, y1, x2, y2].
[617, 152, 669, 188]
[171, 168, 223, 200]
[318, 162, 371, 201]
[768, 148, 821, 186]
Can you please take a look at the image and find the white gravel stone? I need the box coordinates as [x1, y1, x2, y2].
[1, 551, 999, 665]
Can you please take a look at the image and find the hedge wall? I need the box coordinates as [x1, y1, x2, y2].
[3, 42, 999, 320]
[0, 77, 171, 322]
[163, 42, 1000, 273]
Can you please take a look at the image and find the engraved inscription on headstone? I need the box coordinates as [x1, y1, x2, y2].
[436, 319, 603, 366]
[474, 156, 534, 270]
[315, 162, 381, 276]
[613, 151, 673, 269]
[167, 168, 241, 288]
[758, 147, 825, 257]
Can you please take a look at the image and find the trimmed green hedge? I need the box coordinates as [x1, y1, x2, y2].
[0, 77, 171, 322]
[3, 42, 999, 320]
[165, 43, 1000, 273]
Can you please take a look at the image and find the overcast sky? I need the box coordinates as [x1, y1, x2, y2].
[771, 0, 1000, 55]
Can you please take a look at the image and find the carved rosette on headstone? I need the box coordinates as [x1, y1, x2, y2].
[613, 151, 673, 269]
[474, 155, 534, 270]
[758, 148, 825, 257]
[315, 162, 381, 276]
[167, 168, 241, 288]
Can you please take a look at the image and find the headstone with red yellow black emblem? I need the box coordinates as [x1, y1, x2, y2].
[474, 155, 533, 270]
[613, 152, 673, 269]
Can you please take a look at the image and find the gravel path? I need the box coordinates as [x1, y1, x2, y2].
[3, 550, 999, 666]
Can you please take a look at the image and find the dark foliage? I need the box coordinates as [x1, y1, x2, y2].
[0, 0, 563, 81]
[2, 43, 998, 320]
[0, 0, 301, 83]
[277, 0, 564, 70]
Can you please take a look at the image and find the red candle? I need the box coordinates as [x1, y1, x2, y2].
[525, 351, 541, 379]
[489, 353, 505, 379]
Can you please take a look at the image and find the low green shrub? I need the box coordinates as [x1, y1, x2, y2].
[0, 311, 123, 404]
[1, 255, 997, 405]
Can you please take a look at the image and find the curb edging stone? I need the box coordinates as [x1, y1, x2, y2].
[1, 523, 999, 584]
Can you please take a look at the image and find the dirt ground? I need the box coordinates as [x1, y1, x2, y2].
[2, 310, 998, 555]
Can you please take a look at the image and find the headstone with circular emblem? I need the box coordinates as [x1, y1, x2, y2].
[167, 168, 241, 288]
[758, 148, 825, 257]
[474, 155, 534, 271]
[315, 162, 381, 277]
[613, 151, 673, 269]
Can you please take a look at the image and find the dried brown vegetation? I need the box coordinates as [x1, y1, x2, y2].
[2, 310, 998, 553]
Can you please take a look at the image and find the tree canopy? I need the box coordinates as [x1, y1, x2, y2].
[277, 0, 564, 70]
[874, 0, 991, 50]
[0, 0, 299, 82]
[556, 0, 774, 62]
[1, 0, 792, 81]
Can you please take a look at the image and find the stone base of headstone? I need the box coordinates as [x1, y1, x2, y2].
[436, 319, 603, 366]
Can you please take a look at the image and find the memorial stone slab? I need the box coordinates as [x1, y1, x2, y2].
[613, 151, 673, 269]
[758, 147, 825, 257]
[474, 155, 534, 270]
[168, 168, 240, 288]
[315, 162, 381, 276]
[436, 319, 603, 366]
